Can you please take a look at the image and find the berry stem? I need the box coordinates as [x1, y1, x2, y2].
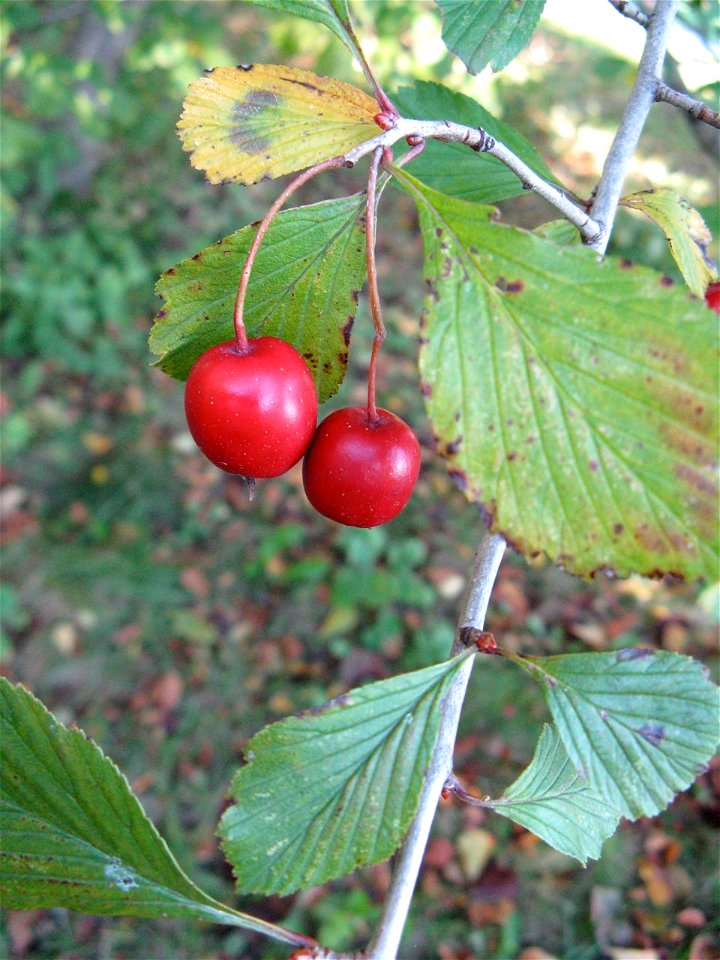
[365, 146, 385, 425]
[232, 156, 347, 352]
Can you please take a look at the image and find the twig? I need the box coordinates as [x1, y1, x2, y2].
[589, 0, 679, 254]
[344, 119, 600, 242]
[607, 0, 650, 28]
[655, 79, 720, 128]
[365, 532, 506, 960]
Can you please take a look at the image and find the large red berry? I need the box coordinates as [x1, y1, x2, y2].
[184, 337, 317, 478]
[302, 406, 420, 527]
[705, 281, 720, 315]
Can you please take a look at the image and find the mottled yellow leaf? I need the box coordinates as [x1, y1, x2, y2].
[621, 189, 717, 297]
[178, 64, 379, 185]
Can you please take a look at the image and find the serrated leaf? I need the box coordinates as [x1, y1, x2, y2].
[219, 654, 472, 895]
[178, 65, 378, 185]
[0, 680, 307, 947]
[437, 0, 547, 74]
[392, 81, 555, 204]
[252, 0, 354, 52]
[621, 189, 718, 297]
[398, 169, 719, 581]
[514, 650, 720, 820]
[490, 725, 619, 864]
[150, 194, 366, 402]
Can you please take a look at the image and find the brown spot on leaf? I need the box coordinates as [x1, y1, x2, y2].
[620, 258, 634, 269]
[659, 275, 674, 287]
[589, 459, 599, 472]
[447, 468, 468, 491]
[342, 317, 355, 347]
[636, 722, 665, 746]
[420, 382, 432, 398]
[617, 647, 654, 662]
[435, 227, 443, 238]
[507, 451, 517, 461]
[613, 523, 624, 535]
[506, 279, 524, 293]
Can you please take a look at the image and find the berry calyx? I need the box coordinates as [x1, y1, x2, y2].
[705, 281, 720, 315]
[184, 337, 318, 478]
[302, 406, 420, 527]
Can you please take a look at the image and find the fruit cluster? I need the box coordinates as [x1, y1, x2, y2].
[184, 336, 420, 527]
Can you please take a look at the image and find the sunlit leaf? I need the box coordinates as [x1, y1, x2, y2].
[150, 194, 367, 402]
[0, 680, 308, 947]
[621, 188, 717, 297]
[490, 725, 619, 864]
[397, 169, 719, 580]
[393, 81, 555, 204]
[178, 65, 378, 185]
[219, 654, 472, 894]
[251, 0, 354, 52]
[437, 0, 547, 74]
[513, 650, 720, 819]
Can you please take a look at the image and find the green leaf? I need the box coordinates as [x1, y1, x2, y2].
[621, 189, 718, 297]
[252, 0, 355, 53]
[514, 650, 720, 820]
[178, 65, 378, 185]
[150, 194, 367, 402]
[0, 680, 310, 948]
[533, 219, 582, 246]
[397, 169, 719, 581]
[392, 81, 555, 204]
[437, 0, 547, 74]
[490, 725, 619, 864]
[219, 654, 472, 894]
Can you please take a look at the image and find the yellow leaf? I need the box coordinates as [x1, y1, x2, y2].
[621, 188, 717, 297]
[178, 64, 379, 185]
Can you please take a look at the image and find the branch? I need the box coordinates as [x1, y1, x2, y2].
[344, 119, 600, 242]
[607, 0, 650, 28]
[589, 0, 679, 254]
[607, 0, 719, 129]
[655, 78, 720, 128]
[365, 532, 506, 960]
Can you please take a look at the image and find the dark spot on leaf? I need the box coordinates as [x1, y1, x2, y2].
[636, 722, 665, 747]
[613, 523, 624, 535]
[323, 362, 332, 373]
[616, 647, 655, 662]
[351, 289, 360, 304]
[659, 275, 674, 287]
[545, 675, 557, 687]
[488, 423, 494, 431]
[420, 382, 432, 398]
[342, 317, 355, 346]
[435, 227, 442, 237]
[589, 459, 599, 472]
[165, 268, 176, 276]
[454, 411, 461, 423]
[507, 451, 517, 461]
[506, 279, 524, 293]
[526, 435, 536, 444]
[191, 253, 200, 261]
[418, 336, 429, 346]
[156, 309, 166, 319]
[447, 468, 468, 491]
[620, 258, 634, 269]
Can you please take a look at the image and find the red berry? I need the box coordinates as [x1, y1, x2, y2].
[705, 281, 720, 315]
[184, 337, 317, 478]
[302, 406, 420, 527]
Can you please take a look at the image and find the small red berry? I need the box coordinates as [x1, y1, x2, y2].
[705, 281, 720, 315]
[302, 406, 420, 527]
[184, 337, 317, 478]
